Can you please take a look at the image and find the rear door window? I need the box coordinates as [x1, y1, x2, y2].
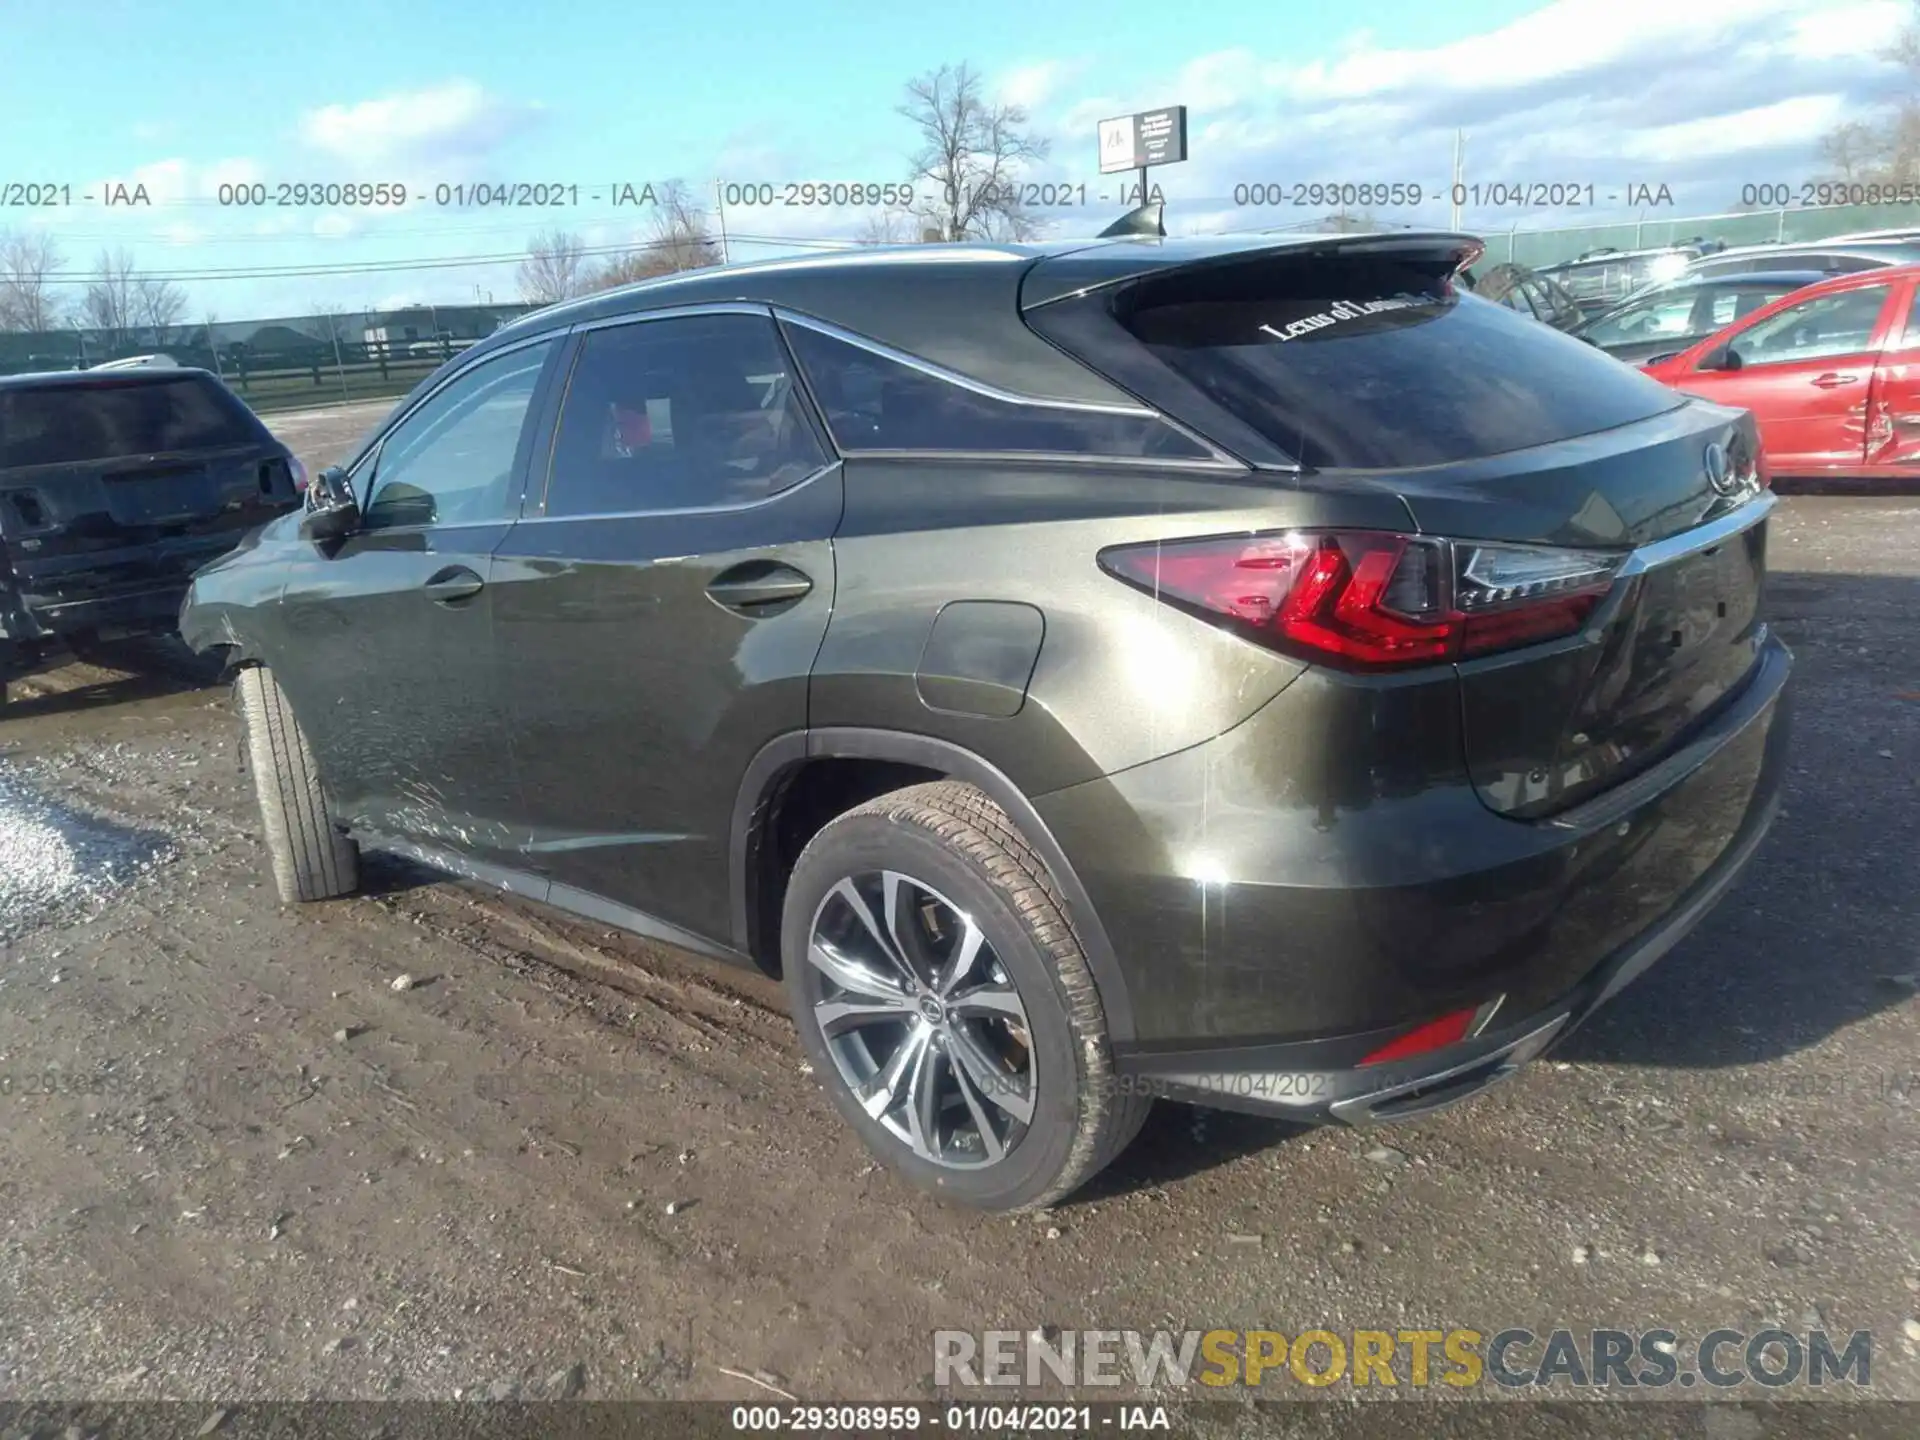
[1100, 255, 1684, 469]
[0, 375, 264, 469]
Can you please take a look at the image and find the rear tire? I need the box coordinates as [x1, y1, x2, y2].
[235, 665, 359, 903]
[781, 780, 1150, 1211]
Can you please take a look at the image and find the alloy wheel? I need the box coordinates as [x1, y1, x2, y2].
[803, 870, 1035, 1168]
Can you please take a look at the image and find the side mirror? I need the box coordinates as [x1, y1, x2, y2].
[1700, 344, 1744, 372]
[299, 464, 360, 541]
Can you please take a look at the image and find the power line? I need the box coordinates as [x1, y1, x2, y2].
[36, 231, 863, 285]
[46, 208, 733, 245]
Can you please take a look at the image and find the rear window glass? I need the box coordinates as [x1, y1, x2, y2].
[0, 376, 263, 469]
[1111, 256, 1684, 469]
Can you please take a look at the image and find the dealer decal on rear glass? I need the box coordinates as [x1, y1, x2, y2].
[1259, 292, 1437, 343]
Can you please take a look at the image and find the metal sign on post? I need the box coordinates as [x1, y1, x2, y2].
[1097, 105, 1188, 207]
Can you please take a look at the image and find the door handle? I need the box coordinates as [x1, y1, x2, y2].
[1811, 372, 1859, 388]
[706, 561, 812, 613]
[423, 564, 485, 604]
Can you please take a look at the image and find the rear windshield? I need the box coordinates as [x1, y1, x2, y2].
[1110, 255, 1684, 469]
[0, 375, 264, 469]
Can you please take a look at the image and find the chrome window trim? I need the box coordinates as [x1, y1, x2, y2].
[775, 309, 1156, 418]
[1617, 491, 1775, 577]
[774, 309, 1244, 469]
[826, 447, 1241, 473]
[520, 459, 841, 525]
[569, 301, 774, 333]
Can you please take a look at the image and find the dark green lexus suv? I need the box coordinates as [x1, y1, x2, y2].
[180, 230, 1791, 1210]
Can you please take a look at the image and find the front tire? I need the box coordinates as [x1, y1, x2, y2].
[234, 665, 359, 903]
[781, 781, 1149, 1211]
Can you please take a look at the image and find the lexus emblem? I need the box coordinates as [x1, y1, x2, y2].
[1704, 441, 1738, 496]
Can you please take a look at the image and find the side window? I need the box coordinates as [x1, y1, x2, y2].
[1903, 286, 1920, 348]
[363, 341, 553, 529]
[544, 313, 827, 517]
[782, 321, 1211, 459]
[1734, 285, 1891, 367]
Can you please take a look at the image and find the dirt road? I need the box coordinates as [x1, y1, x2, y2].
[1, 400, 1915, 1404]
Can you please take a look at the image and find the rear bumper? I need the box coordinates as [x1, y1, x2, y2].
[1035, 630, 1792, 1115]
[2, 580, 191, 646]
[1118, 770, 1780, 1123]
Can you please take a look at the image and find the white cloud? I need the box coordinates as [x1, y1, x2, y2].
[1005, 0, 1918, 236]
[312, 213, 358, 239]
[203, 157, 266, 195]
[126, 158, 189, 204]
[998, 61, 1081, 112]
[300, 80, 542, 170]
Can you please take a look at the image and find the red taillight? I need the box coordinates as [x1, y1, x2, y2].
[1100, 530, 1620, 671]
[290, 456, 309, 492]
[1359, 1006, 1478, 1066]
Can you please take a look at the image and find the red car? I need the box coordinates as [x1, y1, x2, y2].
[1642, 262, 1920, 483]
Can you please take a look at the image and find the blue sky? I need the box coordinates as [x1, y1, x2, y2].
[4, 0, 1913, 318]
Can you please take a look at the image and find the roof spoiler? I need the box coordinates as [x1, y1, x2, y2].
[1096, 201, 1165, 239]
[1022, 231, 1486, 309]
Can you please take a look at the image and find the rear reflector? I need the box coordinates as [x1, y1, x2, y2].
[1100, 529, 1622, 670]
[1359, 1006, 1478, 1066]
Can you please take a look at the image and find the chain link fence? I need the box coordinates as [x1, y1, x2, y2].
[1479, 202, 1920, 269]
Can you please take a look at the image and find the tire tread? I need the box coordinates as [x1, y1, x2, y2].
[235, 666, 359, 903]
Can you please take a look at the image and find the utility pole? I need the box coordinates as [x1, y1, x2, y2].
[713, 177, 732, 264]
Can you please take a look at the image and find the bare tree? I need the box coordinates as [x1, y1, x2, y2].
[898, 63, 1050, 241]
[591, 181, 722, 289]
[202, 309, 225, 376]
[517, 229, 591, 304]
[853, 211, 936, 246]
[1821, 120, 1886, 182]
[132, 274, 188, 344]
[1821, 2, 1920, 184]
[0, 229, 67, 332]
[80, 248, 140, 349]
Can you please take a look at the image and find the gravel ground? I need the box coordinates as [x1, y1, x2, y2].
[0, 397, 1914, 1414]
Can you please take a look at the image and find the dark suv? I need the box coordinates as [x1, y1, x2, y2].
[181, 233, 1792, 1211]
[1, 366, 302, 697]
